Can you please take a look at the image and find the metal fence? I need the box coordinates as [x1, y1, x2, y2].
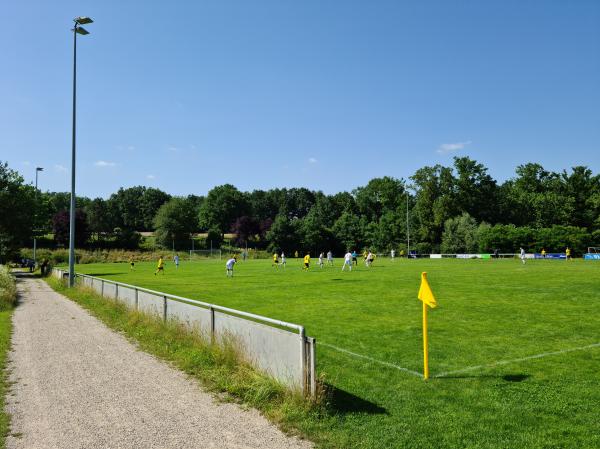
[52, 268, 317, 397]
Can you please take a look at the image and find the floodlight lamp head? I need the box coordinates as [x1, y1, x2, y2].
[36, 167, 44, 172]
[75, 27, 90, 35]
[74, 17, 93, 25]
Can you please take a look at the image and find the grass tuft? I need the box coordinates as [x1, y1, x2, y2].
[0, 265, 16, 448]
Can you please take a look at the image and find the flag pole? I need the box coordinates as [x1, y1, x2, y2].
[423, 300, 429, 380]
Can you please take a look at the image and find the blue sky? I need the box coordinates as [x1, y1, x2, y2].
[1, 0, 599, 198]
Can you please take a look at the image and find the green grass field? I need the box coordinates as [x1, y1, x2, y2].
[73, 257, 600, 449]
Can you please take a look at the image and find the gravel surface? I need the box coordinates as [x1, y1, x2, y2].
[6, 276, 313, 449]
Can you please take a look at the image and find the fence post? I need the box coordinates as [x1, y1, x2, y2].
[115, 283, 119, 300]
[163, 296, 167, 322]
[209, 307, 215, 343]
[300, 328, 307, 396]
[309, 338, 317, 399]
[101, 280, 104, 297]
[135, 288, 138, 310]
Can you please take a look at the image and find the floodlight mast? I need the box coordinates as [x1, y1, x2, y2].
[33, 167, 44, 267]
[68, 16, 93, 287]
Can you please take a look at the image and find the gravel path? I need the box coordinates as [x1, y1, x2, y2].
[5, 276, 312, 449]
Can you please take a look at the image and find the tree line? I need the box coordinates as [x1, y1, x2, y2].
[1, 157, 599, 262]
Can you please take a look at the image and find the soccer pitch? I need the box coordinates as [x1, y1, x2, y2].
[75, 258, 600, 448]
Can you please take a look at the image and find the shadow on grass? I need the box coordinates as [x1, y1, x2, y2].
[436, 373, 531, 382]
[326, 384, 387, 415]
[502, 373, 530, 382]
[330, 278, 363, 282]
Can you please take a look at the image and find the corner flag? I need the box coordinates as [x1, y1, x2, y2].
[418, 272, 437, 308]
[417, 272, 437, 379]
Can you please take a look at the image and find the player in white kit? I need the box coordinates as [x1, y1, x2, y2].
[342, 251, 353, 271]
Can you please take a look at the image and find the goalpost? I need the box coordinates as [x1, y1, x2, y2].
[189, 249, 222, 261]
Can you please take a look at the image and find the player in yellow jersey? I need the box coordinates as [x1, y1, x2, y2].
[303, 253, 310, 270]
[541, 248, 546, 258]
[154, 256, 165, 275]
[272, 252, 279, 268]
[566, 247, 572, 261]
[129, 256, 135, 270]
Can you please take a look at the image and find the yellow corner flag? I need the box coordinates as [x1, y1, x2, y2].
[418, 272, 437, 379]
[418, 272, 437, 308]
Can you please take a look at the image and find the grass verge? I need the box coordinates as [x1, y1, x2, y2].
[45, 277, 330, 446]
[0, 267, 17, 448]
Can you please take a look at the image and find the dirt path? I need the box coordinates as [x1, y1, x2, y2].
[5, 276, 312, 449]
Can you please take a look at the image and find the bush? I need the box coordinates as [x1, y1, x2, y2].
[206, 228, 223, 249]
[478, 224, 592, 255]
[0, 266, 16, 310]
[20, 248, 172, 265]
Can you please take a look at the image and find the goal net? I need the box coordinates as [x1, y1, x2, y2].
[587, 247, 600, 254]
[189, 249, 222, 260]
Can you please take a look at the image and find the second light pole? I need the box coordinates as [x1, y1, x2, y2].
[68, 16, 93, 287]
[33, 166, 44, 267]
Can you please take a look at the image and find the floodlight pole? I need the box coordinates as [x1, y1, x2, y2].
[33, 167, 43, 267]
[68, 17, 92, 287]
[406, 189, 410, 258]
[68, 23, 77, 287]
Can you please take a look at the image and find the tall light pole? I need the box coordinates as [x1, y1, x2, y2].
[406, 190, 410, 258]
[68, 16, 93, 287]
[33, 167, 44, 267]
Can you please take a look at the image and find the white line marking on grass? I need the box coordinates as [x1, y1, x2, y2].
[320, 342, 424, 378]
[434, 342, 600, 378]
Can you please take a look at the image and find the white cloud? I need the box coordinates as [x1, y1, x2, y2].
[54, 164, 67, 172]
[308, 157, 318, 164]
[437, 141, 472, 155]
[94, 160, 116, 168]
[167, 146, 180, 153]
[146, 174, 156, 180]
[127, 145, 135, 151]
[22, 161, 31, 166]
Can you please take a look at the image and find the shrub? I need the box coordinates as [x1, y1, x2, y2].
[0, 266, 16, 310]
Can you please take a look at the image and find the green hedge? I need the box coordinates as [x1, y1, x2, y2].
[478, 225, 596, 255]
[0, 265, 16, 310]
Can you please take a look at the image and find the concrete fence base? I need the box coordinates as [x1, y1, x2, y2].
[52, 268, 317, 398]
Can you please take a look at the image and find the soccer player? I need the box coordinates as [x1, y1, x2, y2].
[294, 250, 299, 258]
[366, 251, 374, 267]
[226, 257, 236, 277]
[566, 247, 572, 261]
[327, 250, 333, 266]
[129, 256, 135, 270]
[272, 252, 279, 268]
[391, 249, 395, 260]
[541, 248, 546, 258]
[519, 247, 526, 265]
[318, 252, 324, 268]
[173, 253, 180, 269]
[342, 251, 352, 271]
[280, 251, 286, 268]
[303, 253, 311, 270]
[400, 249, 405, 258]
[351, 250, 358, 266]
[154, 256, 165, 275]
